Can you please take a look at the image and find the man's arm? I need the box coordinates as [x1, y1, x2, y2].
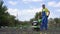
[47, 11, 50, 17]
[46, 8, 50, 17]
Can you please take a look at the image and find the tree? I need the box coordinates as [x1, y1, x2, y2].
[0, 0, 8, 26]
[35, 12, 42, 20]
[30, 12, 42, 23]
[54, 18, 60, 27]
[0, 0, 17, 27]
[35, 12, 39, 20]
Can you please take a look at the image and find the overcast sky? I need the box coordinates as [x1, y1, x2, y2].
[3, 0, 60, 21]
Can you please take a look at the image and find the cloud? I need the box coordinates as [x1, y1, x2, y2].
[7, 8, 20, 16]
[22, 0, 43, 4]
[7, 8, 42, 21]
[48, 8, 60, 19]
[23, 8, 42, 14]
[48, 1, 55, 6]
[7, 6, 60, 21]
[56, 9, 60, 12]
[23, 0, 43, 2]
[55, 2, 60, 7]
[8, 1, 18, 5]
[18, 8, 42, 21]
[48, 1, 60, 7]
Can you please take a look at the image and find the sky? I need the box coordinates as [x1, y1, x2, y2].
[2, 0, 60, 21]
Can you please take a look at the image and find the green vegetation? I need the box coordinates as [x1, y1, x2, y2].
[0, 0, 20, 27]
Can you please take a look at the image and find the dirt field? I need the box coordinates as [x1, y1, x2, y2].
[0, 27, 60, 34]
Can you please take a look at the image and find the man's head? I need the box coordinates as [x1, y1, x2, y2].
[42, 4, 45, 9]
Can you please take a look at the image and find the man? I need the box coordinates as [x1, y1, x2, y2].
[40, 4, 50, 31]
